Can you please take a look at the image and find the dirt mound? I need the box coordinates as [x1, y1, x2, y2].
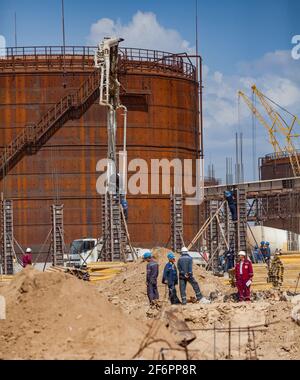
[0, 267, 178, 360]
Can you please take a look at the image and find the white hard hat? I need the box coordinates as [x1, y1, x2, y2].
[26, 248, 32, 253]
[238, 251, 246, 257]
[181, 247, 189, 254]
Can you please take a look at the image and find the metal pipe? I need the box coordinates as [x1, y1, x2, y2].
[14, 12, 18, 48]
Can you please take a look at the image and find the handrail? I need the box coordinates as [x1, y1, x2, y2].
[0, 46, 196, 80]
[0, 68, 101, 176]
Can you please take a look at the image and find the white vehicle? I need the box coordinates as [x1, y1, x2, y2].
[66, 238, 100, 267]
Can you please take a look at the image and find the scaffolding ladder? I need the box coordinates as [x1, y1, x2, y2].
[235, 188, 247, 253]
[171, 193, 184, 253]
[101, 193, 124, 262]
[0, 199, 14, 275]
[51, 204, 65, 267]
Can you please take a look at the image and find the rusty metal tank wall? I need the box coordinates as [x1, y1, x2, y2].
[260, 153, 300, 234]
[259, 154, 296, 180]
[0, 47, 201, 257]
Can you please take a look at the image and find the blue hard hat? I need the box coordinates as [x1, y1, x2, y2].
[143, 252, 152, 260]
[167, 253, 175, 260]
[266, 242, 270, 246]
[260, 241, 265, 245]
[224, 191, 232, 197]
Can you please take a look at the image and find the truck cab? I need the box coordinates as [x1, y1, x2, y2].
[67, 238, 100, 268]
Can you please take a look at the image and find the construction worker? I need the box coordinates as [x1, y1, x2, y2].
[22, 248, 32, 268]
[162, 253, 181, 305]
[259, 241, 266, 262]
[253, 245, 263, 263]
[225, 247, 235, 272]
[177, 247, 210, 305]
[265, 242, 271, 266]
[121, 198, 128, 221]
[224, 190, 237, 222]
[143, 252, 159, 306]
[235, 251, 254, 302]
[268, 250, 284, 288]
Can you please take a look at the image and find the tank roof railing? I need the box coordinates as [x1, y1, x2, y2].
[262, 150, 300, 163]
[0, 46, 197, 80]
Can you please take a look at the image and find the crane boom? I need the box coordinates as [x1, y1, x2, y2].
[251, 85, 300, 177]
[238, 91, 283, 156]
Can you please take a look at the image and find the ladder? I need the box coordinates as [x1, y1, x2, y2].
[0, 200, 14, 275]
[51, 204, 65, 267]
[0, 69, 101, 179]
[235, 188, 247, 253]
[101, 193, 123, 262]
[209, 201, 220, 271]
[170, 193, 184, 253]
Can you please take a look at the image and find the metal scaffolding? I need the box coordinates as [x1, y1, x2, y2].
[101, 193, 123, 262]
[170, 193, 184, 254]
[51, 204, 65, 267]
[0, 199, 14, 274]
[188, 188, 248, 272]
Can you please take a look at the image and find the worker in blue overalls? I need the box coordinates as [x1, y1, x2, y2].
[143, 252, 159, 306]
[224, 190, 238, 222]
[162, 253, 181, 305]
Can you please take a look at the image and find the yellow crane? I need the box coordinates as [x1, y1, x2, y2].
[238, 90, 284, 156]
[251, 85, 300, 177]
[239, 86, 300, 177]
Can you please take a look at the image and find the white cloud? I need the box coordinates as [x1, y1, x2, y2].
[203, 50, 300, 180]
[87, 11, 195, 53]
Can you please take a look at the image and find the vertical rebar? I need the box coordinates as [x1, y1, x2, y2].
[228, 321, 232, 360]
[213, 322, 217, 360]
[14, 12, 18, 48]
[252, 331, 258, 360]
[238, 327, 241, 357]
[61, 0, 67, 87]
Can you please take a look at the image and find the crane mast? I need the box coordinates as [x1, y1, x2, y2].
[95, 37, 128, 262]
[95, 37, 124, 192]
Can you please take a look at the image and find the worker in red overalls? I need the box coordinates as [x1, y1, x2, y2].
[22, 248, 33, 268]
[235, 251, 254, 302]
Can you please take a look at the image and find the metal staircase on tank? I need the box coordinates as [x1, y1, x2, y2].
[0, 68, 101, 179]
[0, 199, 14, 275]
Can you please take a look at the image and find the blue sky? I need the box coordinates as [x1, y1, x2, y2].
[0, 0, 299, 181]
[0, 0, 298, 72]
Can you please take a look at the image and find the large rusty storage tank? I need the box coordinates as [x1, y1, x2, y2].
[259, 153, 299, 180]
[0, 46, 202, 257]
[260, 152, 300, 237]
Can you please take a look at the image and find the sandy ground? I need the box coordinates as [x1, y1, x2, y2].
[96, 248, 300, 360]
[0, 267, 179, 360]
[0, 247, 300, 360]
